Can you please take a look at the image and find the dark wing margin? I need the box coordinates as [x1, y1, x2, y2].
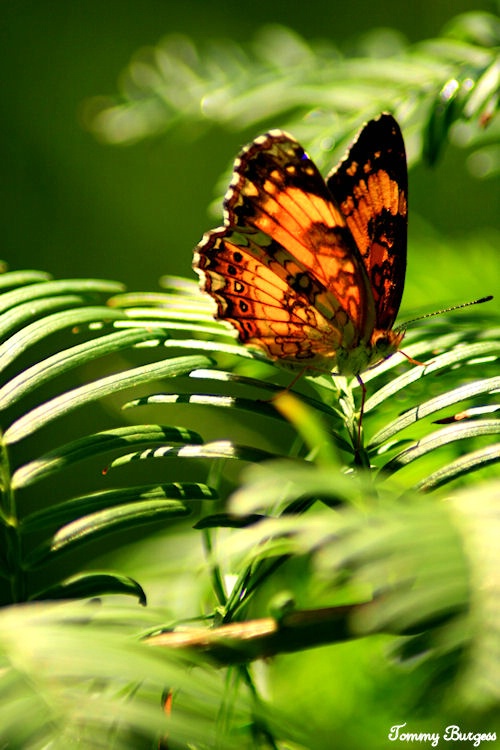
[327, 113, 408, 330]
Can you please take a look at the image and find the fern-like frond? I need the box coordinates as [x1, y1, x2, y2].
[108, 279, 500, 482]
[0, 272, 213, 605]
[84, 12, 500, 178]
[224, 462, 500, 712]
[0, 265, 497, 746]
[0, 601, 261, 749]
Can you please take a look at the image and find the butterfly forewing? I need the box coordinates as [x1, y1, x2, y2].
[225, 131, 375, 336]
[326, 114, 407, 330]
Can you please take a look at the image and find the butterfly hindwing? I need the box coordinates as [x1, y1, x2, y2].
[195, 224, 356, 366]
[326, 113, 407, 330]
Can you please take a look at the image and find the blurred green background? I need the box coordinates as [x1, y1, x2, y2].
[1, 0, 498, 299]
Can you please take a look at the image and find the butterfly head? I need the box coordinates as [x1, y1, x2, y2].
[334, 327, 405, 376]
[369, 327, 406, 362]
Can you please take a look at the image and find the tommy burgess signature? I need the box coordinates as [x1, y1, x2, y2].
[388, 724, 497, 747]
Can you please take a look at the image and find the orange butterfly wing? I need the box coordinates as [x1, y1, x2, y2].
[194, 130, 375, 370]
[327, 114, 408, 330]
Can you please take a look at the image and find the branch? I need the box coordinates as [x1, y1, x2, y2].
[146, 603, 367, 665]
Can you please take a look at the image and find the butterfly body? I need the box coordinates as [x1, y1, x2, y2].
[194, 114, 408, 376]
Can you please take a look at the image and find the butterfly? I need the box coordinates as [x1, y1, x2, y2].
[193, 113, 408, 379]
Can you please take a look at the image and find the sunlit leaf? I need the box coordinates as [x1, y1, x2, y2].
[21, 482, 217, 533]
[24, 498, 191, 569]
[122, 392, 284, 421]
[0, 278, 123, 313]
[0, 269, 52, 290]
[380, 419, 500, 477]
[416, 443, 500, 492]
[365, 339, 499, 415]
[369, 376, 499, 449]
[12, 424, 204, 488]
[106, 440, 280, 473]
[0, 305, 126, 372]
[4, 354, 211, 444]
[0, 328, 162, 409]
[0, 294, 89, 339]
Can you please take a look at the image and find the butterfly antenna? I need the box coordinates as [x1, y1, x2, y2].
[397, 295, 493, 330]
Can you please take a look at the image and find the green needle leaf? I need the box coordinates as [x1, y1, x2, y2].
[4, 354, 211, 445]
[12, 425, 204, 489]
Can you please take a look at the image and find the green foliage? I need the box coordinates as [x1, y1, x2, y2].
[0, 9, 499, 750]
[84, 11, 500, 180]
[0, 263, 498, 747]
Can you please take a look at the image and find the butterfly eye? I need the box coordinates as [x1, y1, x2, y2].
[373, 332, 390, 348]
[371, 331, 395, 357]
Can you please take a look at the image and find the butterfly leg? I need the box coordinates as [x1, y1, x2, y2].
[281, 366, 310, 394]
[260, 366, 309, 404]
[399, 350, 428, 367]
